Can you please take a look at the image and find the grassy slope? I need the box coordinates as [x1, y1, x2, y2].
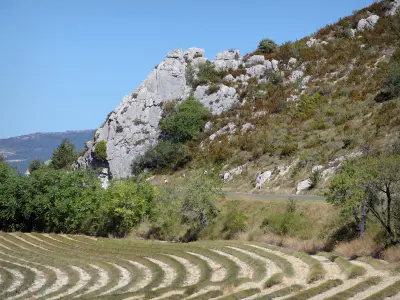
[148, 0, 400, 195]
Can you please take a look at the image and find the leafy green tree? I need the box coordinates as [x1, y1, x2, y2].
[220, 201, 248, 239]
[145, 170, 222, 242]
[180, 171, 221, 239]
[50, 138, 76, 170]
[131, 141, 191, 175]
[327, 154, 400, 243]
[101, 180, 154, 237]
[28, 159, 43, 173]
[0, 160, 30, 231]
[257, 39, 278, 54]
[94, 140, 108, 162]
[25, 168, 101, 233]
[0, 154, 4, 162]
[150, 184, 186, 241]
[159, 97, 211, 143]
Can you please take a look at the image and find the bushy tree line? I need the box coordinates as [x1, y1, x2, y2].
[0, 159, 154, 237]
[132, 97, 211, 174]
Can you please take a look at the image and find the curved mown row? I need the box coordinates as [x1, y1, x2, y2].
[0, 233, 398, 300]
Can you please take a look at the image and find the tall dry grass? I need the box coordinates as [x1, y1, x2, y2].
[333, 236, 382, 259]
[261, 233, 326, 254]
[383, 247, 400, 263]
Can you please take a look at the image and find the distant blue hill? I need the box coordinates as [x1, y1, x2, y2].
[0, 130, 95, 173]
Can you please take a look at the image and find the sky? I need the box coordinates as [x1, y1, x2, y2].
[0, 0, 374, 139]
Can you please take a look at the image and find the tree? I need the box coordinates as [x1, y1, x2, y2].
[28, 159, 42, 173]
[50, 138, 76, 170]
[0, 160, 30, 231]
[101, 180, 154, 237]
[94, 140, 108, 162]
[327, 154, 400, 243]
[159, 97, 211, 143]
[131, 141, 191, 175]
[148, 170, 222, 242]
[180, 171, 221, 234]
[257, 39, 278, 54]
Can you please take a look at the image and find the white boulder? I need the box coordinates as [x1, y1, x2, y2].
[296, 179, 311, 194]
[357, 14, 380, 31]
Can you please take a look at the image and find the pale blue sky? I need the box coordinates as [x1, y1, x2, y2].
[0, 0, 373, 138]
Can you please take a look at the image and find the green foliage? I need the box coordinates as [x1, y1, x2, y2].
[280, 142, 298, 158]
[220, 201, 248, 239]
[132, 97, 210, 174]
[159, 97, 211, 144]
[294, 93, 323, 120]
[342, 136, 358, 149]
[0, 160, 30, 231]
[131, 141, 191, 175]
[143, 170, 222, 242]
[262, 211, 312, 239]
[50, 138, 77, 170]
[376, 49, 400, 102]
[193, 61, 226, 87]
[205, 83, 220, 95]
[286, 197, 297, 213]
[257, 38, 278, 54]
[28, 159, 43, 173]
[327, 154, 400, 243]
[309, 170, 322, 189]
[0, 160, 154, 237]
[101, 180, 154, 237]
[94, 140, 107, 162]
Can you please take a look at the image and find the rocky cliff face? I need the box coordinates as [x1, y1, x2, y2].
[76, 48, 243, 178]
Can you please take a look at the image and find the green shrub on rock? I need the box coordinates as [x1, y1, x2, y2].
[94, 140, 108, 162]
[159, 96, 211, 143]
[257, 38, 278, 54]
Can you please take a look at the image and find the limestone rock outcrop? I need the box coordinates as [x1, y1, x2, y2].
[194, 85, 238, 115]
[214, 50, 242, 70]
[76, 48, 241, 179]
[357, 14, 380, 31]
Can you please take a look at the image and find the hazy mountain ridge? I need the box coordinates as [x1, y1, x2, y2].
[0, 130, 95, 172]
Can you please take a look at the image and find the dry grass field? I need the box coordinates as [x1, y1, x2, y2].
[0, 233, 399, 299]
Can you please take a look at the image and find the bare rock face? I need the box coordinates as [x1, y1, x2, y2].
[76, 48, 241, 179]
[214, 50, 242, 70]
[194, 85, 238, 115]
[357, 14, 380, 31]
[386, 0, 400, 16]
[77, 49, 191, 179]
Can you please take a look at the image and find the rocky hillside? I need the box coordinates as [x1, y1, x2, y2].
[0, 130, 94, 173]
[77, 0, 400, 193]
